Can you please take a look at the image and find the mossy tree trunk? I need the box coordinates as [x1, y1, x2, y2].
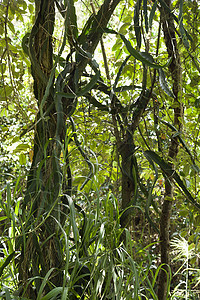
[158, 0, 183, 298]
[18, 0, 122, 298]
[19, 1, 64, 296]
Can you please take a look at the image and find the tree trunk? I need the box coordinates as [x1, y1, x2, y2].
[158, 0, 183, 298]
[114, 90, 151, 233]
[118, 131, 137, 229]
[18, 0, 122, 297]
[18, 1, 65, 296]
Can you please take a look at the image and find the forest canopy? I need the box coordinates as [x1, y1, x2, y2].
[0, 0, 200, 299]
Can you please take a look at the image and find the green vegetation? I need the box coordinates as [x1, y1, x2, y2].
[0, 0, 200, 299]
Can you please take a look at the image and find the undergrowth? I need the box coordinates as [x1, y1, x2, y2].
[0, 178, 199, 299]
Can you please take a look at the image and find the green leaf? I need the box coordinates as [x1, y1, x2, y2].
[0, 252, 16, 277]
[170, 102, 181, 108]
[158, 118, 196, 165]
[119, 34, 171, 69]
[119, 23, 129, 35]
[144, 150, 200, 211]
[143, 0, 149, 33]
[113, 55, 131, 92]
[179, 0, 189, 49]
[36, 268, 55, 300]
[22, 32, 30, 56]
[68, 196, 79, 245]
[13, 143, 29, 153]
[112, 39, 123, 52]
[28, 3, 34, 14]
[78, 14, 94, 45]
[66, 0, 78, 43]
[8, 21, 15, 33]
[40, 288, 63, 300]
[159, 69, 174, 97]
[143, 151, 160, 233]
[179, 19, 190, 49]
[149, 0, 157, 29]
[86, 94, 109, 112]
[19, 153, 26, 165]
[57, 70, 100, 98]
[165, 196, 174, 201]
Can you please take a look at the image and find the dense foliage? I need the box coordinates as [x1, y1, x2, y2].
[0, 0, 200, 299]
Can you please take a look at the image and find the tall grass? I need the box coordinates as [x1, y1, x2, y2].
[0, 177, 175, 299]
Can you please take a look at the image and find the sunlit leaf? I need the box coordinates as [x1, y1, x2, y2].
[13, 143, 29, 153]
[19, 153, 26, 165]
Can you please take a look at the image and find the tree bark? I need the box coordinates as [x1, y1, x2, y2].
[18, 0, 122, 297]
[158, 0, 183, 298]
[119, 131, 137, 229]
[113, 81, 151, 232]
[19, 1, 61, 295]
